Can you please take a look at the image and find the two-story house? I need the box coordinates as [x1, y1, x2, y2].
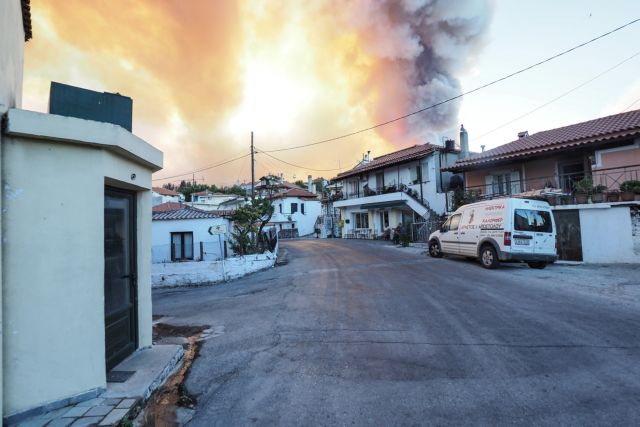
[333, 141, 461, 239]
[268, 187, 321, 237]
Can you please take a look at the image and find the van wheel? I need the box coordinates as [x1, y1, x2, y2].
[480, 245, 499, 269]
[428, 240, 443, 258]
[527, 261, 547, 269]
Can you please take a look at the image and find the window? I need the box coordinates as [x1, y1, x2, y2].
[354, 212, 369, 228]
[301, 203, 305, 214]
[291, 203, 298, 214]
[449, 214, 461, 231]
[380, 211, 389, 228]
[376, 173, 384, 190]
[171, 232, 193, 261]
[410, 165, 422, 184]
[279, 203, 282, 213]
[514, 209, 552, 233]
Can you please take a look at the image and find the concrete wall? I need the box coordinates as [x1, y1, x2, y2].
[524, 158, 557, 189]
[576, 204, 640, 263]
[0, 2, 25, 418]
[2, 110, 162, 417]
[0, 0, 24, 112]
[152, 217, 232, 262]
[152, 251, 277, 287]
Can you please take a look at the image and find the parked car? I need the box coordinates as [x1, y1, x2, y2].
[428, 198, 558, 269]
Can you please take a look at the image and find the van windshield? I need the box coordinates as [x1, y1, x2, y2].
[514, 209, 553, 233]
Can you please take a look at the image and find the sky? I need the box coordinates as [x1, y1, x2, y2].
[21, 0, 640, 186]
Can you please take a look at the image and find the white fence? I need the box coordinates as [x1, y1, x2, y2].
[152, 251, 277, 288]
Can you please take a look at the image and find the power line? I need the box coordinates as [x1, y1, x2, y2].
[623, 95, 640, 112]
[152, 152, 251, 181]
[255, 148, 341, 172]
[474, 48, 640, 142]
[261, 17, 640, 153]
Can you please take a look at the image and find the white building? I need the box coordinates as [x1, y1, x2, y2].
[188, 191, 244, 211]
[268, 188, 322, 237]
[152, 203, 233, 262]
[152, 186, 184, 206]
[1, 3, 164, 422]
[333, 143, 460, 239]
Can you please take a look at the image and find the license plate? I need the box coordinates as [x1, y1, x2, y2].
[514, 238, 530, 245]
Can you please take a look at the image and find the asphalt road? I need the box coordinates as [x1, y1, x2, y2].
[153, 239, 640, 426]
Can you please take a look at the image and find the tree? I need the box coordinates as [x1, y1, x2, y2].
[294, 179, 306, 189]
[230, 198, 274, 255]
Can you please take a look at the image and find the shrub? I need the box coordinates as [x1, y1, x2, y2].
[620, 180, 640, 193]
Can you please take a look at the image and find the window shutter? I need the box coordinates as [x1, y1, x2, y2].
[484, 175, 494, 195]
[510, 171, 521, 194]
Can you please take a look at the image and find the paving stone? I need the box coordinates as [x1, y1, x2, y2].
[74, 398, 104, 407]
[69, 417, 103, 427]
[115, 398, 137, 410]
[62, 407, 90, 418]
[101, 398, 122, 406]
[83, 406, 114, 417]
[97, 409, 129, 426]
[46, 418, 75, 427]
[39, 407, 71, 420]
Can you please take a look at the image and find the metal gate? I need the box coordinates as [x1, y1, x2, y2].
[411, 219, 442, 243]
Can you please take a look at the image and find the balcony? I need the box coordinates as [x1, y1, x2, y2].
[459, 164, 640, 207]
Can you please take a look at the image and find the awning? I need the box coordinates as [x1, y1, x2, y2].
[359, 200, 407, 210]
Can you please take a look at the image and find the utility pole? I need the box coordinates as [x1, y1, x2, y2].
[250, 131, 255, 200]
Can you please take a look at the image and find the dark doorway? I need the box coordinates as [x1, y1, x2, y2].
[559, 162, 585, 193]
[553, 209, 583, 261]
[104, 187, 137, 371]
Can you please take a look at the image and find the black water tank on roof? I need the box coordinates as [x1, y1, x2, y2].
[48, 81, 133, 131]
[445, 139, 456, 152]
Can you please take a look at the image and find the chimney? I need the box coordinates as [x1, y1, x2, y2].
[307, 175, 314, 193]
[518, 131, 529, 139]
[481, 145, 485, 152]
[362, 151, 371, 164]
[460, 124, 469, 158]
[279, 173, 284, 184]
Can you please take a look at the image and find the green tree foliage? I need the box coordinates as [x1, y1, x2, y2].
[230, 198, 274, 255]
[294, 179, 306, 189]
[172, 181, 248, 201]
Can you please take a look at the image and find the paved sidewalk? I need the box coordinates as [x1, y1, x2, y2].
[13, 345, 183, 427]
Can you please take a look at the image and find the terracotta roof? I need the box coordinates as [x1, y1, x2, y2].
[152, 186, 181, 196]
[153, 205, 233, 220]
[444, 109, 640, 172]
[22, 0, 32, 41]
[152, 202, 186, 212]
[335, 144, 438, 180]
[269, 188, 319, 200]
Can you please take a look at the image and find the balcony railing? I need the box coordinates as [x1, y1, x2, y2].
[458, 164, 640, 206]
[339, 183, 422, 201]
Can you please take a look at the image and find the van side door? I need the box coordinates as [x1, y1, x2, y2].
[458, 209, 479, 256]
[440, 214, 461, 255]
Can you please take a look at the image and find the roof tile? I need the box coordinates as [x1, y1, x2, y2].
[336, 144, 439, 180]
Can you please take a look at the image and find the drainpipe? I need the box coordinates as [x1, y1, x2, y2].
[419, 160, 424, 205]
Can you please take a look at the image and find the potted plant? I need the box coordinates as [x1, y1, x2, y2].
[620, 180, 640, 201]
[591, 184, 607, 203]
[606, 190, 620, 202]
[573, 177, 592, 204]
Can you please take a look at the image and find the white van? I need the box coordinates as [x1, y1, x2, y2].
[428, 198, 558, 269]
